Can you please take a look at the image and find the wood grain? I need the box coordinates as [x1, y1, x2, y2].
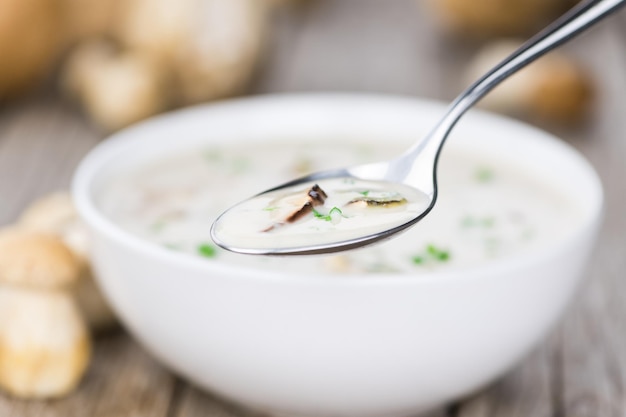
[0, 1, 625, 416]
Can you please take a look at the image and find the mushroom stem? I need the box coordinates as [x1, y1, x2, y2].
[0, 287, 91, 398]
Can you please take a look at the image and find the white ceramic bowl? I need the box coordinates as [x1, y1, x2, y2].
[73, 94, 602, 417]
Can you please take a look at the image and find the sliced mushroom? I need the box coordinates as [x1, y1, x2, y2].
[346, 193, 407, 208]
[263, 184, 327, 232]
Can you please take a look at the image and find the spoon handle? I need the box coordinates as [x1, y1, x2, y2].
[404, 0, 625, 192]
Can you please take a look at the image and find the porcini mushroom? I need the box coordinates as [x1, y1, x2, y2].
[18, 192, 118, 331]
[0, 228, 91, 398]
[424, 0, 572, 38]
[263, 184, 328, 232]
[464, 40, 593, 124]
[62, 41, 168, 131]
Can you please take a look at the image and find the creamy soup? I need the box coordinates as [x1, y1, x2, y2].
[98, 139, 581, 274]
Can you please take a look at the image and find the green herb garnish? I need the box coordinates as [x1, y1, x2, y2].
[197, 243, 217, 258]
[263, 206, 279, 211]
[411, 244, 451, 266]
[475, 167, 494, 183]
[427, 244, 450, 261]
[359, 190, 370, 197]
[312, 207, 344, 221]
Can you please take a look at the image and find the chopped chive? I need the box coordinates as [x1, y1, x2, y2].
[411, 244, 451, 266]
[436, 251, 450, 261]
[263, 206, 279, 211]
[359, 190, 370, 197]
[328, 207, 343, 224]
[197, 243, 217, 258]
[312, 207, 344, 222]
[329, 207, 343, 216]
[475, 167, 494, 183]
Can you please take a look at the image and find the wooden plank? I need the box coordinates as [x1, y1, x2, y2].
[556, 17, 626, 417]
[0, 99, 100, 225]
[174, 386, 448, 417]
[253, 0, 445, 97]
[455, 339, 558, 417]
[174, 387, 261, 417]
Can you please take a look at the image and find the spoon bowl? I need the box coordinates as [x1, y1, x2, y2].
[211, 161, 435, 255]
[212, 0, 624, 256]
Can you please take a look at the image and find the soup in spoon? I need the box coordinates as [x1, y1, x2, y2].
[211, 177, 431, 253]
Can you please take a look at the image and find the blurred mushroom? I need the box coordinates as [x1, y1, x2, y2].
[19, 192, 118, 331]
[0, 229, 80, 290]
[0, 0, 65, 99]
[61, 0, 267, 130]
[424, 0, 573, 38]
[119, 0, 267, 105]
[63, 41, 168, 131]
[19, 192, 88, 259]
[61, 0, 124, 42]
[0, 229, 91, 399]
[465, 40, 594, 124]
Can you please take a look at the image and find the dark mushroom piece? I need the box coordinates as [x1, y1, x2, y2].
[262, 184, 328, 232]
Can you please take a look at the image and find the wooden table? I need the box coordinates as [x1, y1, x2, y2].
[1, 1, 625, 415]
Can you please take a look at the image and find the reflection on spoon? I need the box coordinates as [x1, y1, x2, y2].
[212, 0, 625, 256]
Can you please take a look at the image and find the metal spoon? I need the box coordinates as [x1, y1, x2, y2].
[212, 0, 624, 256]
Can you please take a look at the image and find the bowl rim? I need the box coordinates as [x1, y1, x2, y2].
[72, 92, 604, 286]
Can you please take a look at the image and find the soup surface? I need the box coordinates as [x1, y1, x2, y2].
[98, 139, 580, 274]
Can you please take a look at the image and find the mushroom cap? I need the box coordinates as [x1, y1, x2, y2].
[19, 192, 76, 232]
[18, 191, 90, 260]
[464, 39, 593, 123]
[0, 228, 82, 289]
